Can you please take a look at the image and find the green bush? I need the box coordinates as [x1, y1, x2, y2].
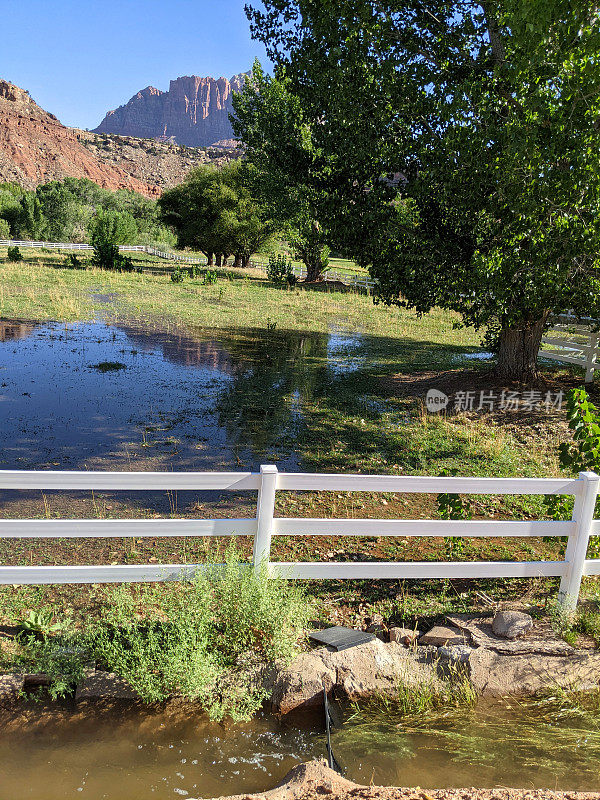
[267, 253, 294, 285]
[12, 545, 311, 720]
[86, 545, 310, 719]
[64, 253, 84, 269]
[204, 268, 218, 285]
[0, 218, 10, 239]
[7, 245, 22, 262]
[171, 268, 184, 283]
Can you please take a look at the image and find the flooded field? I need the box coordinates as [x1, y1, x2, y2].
[1, 697, 599, 799]
[0, 317, 364, 474]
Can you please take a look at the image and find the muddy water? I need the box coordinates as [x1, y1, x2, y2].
[1, 699, 599, 798]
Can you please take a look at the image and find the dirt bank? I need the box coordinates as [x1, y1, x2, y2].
[206, 761, 600, 800]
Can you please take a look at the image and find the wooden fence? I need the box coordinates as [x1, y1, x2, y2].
[0, 240, 376, 289]
[1, 466, 598, 610]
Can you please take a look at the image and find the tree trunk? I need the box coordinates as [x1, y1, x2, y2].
[495, 314, 549, 382]
[207, 252, 214, 266]
[222, 254, 230, 266]
[242, 255, 250, 268]
[304, 261, 324, 282]
[233, 254, 242, 268]
[215, 253, 222, 267]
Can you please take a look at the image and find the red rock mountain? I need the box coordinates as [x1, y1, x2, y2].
[94, 74, 245, 147]
[0, 79, 159, 196]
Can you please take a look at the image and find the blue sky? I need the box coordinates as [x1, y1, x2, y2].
[0, 0, 269, 130]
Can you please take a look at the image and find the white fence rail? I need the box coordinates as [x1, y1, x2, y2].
[1, 467, 598, 610]
[0, 240, 375, 288]
[540, 314, 600, 382]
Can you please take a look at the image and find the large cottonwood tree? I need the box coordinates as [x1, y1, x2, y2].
[246, 1, 600, 381]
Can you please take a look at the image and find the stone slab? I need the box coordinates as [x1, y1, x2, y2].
[446, 614, 573, 655]
[418, 625, 467, 647]
[308, 626, 375, 651]
[0, 673, 24, 703]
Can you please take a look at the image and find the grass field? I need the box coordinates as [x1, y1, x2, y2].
[0, 250, 598, 655]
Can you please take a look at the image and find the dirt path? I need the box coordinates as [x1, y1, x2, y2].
[206, 761, 600, 800]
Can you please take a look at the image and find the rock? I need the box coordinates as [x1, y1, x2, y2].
[491, 610, 534, 640]
[438, 644, 473, 664]
[469, 648, 600, 696]
[269, 651, 336, 714]
[0, 79, 159, 195]
[269, 639, 439, 714]
[389, 627, 420, 646]
[419, 625, 467, 647]
[75, 670, 140, 701]
[0, 673, 24, 703]
[94, 74, 245, 147]
[446, 613, 572, 655]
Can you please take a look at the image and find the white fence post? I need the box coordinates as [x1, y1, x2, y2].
[585, 333, 599, 383]
[559, 470, 600, 611]
[253, 465, 278, 574]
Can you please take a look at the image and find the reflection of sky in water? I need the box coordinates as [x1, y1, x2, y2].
[326, 327, 365, 376]
[452, 350, 494, 362]
[0, 320, 366, 473]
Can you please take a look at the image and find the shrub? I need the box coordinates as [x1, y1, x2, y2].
[64, 253, 83, 269]
[267, 253, 294, 285]
[544, 387, 600, 559]
[0, 218, 10, 239]
[86, 543, 311, 720]
[7, 245, 22, 262]
[204, 268, 218, 285]
[171, 268, 184, 283]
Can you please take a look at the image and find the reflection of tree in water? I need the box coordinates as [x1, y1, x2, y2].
[0, 320, 38, 342]
[215, 329, 330, 461]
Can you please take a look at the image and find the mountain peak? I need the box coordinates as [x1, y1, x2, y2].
[94, 73, 245, 147]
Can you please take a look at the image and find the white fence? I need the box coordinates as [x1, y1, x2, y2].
[0, 240, 375, 288]
[540, 314, 600, 383]
[1, 466, 599, 610]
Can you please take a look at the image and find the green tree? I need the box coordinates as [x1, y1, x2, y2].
[246, 1, 600, 380]
[158, 162, 273, 267]
[89, 209, 137, 271]
[0, 218, 10, 239]
[232, 63, 334, 282]
[17, 193, 46, 239]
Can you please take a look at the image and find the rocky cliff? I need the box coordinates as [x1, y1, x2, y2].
[0, 79, 159, 196]
[93, 74, 245, 147]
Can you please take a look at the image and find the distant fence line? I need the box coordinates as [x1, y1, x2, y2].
[0, 466, 598, 610]
[0, 240, 376, 289]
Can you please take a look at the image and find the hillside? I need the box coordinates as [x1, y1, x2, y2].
[93, 74, 245, 147]
[0, 79, 159, 197]
[77, 131, 241, 191]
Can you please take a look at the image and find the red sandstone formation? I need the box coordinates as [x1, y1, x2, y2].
[94, 74, 245, 147]
[0, 79, 159, 196]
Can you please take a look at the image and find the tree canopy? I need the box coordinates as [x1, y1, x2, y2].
[232, 62, 337, 281]
[158, 161, 274, 266]
[245, 1, 600, 380]
[0, 177, 174, 247]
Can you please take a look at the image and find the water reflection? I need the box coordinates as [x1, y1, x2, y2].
[0, 318, 360, 473]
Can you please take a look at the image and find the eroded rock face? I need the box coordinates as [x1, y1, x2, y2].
[94, 74, 245, 147]
[0, 79, 159, 195]
[269, 639, 439, 714]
